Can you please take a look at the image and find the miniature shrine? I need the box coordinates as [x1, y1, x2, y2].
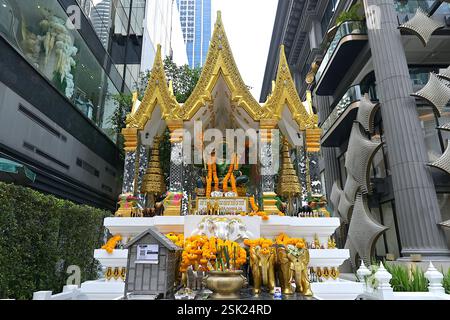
[82, 12, 365, 300]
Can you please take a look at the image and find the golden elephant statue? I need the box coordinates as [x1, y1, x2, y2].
[249, 246, 276, 295]
[287, 247, 313, 296]
[275, 245, 294, 295]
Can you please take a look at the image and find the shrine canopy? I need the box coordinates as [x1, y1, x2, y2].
[125, 11, 318, 148]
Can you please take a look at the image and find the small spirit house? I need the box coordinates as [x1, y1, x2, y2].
[124, 226, 181, 299]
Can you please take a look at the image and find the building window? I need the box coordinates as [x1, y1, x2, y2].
[437, 194, 450, 248]
[0, 0, 122, 142]
[417, 107, 447, 162]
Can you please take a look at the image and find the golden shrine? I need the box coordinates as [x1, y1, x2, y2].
[117, 12, 321, 219]
[95, 12, 353, 300]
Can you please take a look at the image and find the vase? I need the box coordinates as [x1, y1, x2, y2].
[204, 270, 245, 299]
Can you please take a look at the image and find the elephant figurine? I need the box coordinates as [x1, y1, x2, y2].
[287, 247, 313, 296]
[276, 245, 294, 295]
[249, 246, 276, 295]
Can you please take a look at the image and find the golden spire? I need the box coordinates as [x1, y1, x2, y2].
[141, 136, 166, 195]
[277, 139, 301, 197]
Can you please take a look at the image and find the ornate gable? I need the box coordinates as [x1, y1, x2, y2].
[261, 45, 318, 130]
[182, 12, 262, 121]
[126, 45, 183, 129]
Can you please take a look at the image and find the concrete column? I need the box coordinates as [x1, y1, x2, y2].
[315, 95, 340, 197]
[363, 0, 449, 256]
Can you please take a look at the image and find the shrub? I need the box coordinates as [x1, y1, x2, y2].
[0, 182, 110, 299]
[385, 263, 428, 292]
[443, 269, 450, 294]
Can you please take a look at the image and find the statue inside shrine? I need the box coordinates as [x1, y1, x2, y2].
[196, 142, 251, 198]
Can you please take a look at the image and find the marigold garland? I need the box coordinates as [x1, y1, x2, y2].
[171, 235, 247, 272]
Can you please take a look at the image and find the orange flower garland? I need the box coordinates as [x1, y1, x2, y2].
[177, 235, 246, 272]
[244, 238, 274, 255]
[165, 232, 184, 248]
[275, 233, 307, 249]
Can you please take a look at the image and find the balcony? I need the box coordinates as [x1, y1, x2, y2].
[315, 21, 368, 96]
[320, 84, 378, 147]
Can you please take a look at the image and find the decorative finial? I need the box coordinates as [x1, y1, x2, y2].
[216, 11, 222, 26]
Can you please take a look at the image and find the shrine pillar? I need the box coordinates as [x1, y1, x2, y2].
[165, 120, 184, 216]
[305, 128, 323, 195]
[259, 119, 281, 214]
[114, 127, 139, 217]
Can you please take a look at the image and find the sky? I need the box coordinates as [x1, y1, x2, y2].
[212, 0, 278, 100]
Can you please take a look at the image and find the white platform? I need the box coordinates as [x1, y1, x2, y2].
[104, 216, 341, 244]
[78, 280, 124, 300]
[311, 280, 365, 300]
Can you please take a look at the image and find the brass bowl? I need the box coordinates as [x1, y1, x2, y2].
[205, 270, 245, 300]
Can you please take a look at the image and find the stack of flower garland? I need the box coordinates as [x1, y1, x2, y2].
[171, 235, 247, 272]
[165, 232, 184, 247]
[243, 238, 274, 255]
[275, 233, 307, 249]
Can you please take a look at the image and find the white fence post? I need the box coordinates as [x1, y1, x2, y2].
[33, 291, 52, 300]
[374, 262, 394, 299]
[424, 262, 445, 296]
[356, 260, 371, 290]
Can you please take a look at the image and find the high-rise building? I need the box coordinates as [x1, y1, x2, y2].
[176, 0, 212, 67]
[262, 0, 450, 265]
[91, 0, 112, 48]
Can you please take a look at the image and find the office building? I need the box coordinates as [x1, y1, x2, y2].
[262, 0, 450, 265]
[176, 0, 212, 67]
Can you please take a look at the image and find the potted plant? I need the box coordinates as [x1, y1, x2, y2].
[335, 2, 365, 34]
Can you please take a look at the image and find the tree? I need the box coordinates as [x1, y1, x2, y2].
[110, 57, 201, 144]
[163, 56, 202, 103]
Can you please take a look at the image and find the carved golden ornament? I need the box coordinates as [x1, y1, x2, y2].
[105, 267, 126, 281]
[277, 139, 301, 197]
[305, 128, 322, 152]
[167, 119, 184, 143]
[305, 61, 320, 85]
[141, 137, 166, 195]
[121, 127, 139, 152]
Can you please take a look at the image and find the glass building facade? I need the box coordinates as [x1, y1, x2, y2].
[176, 0, 211, 67]
[0, 0, 129, 142]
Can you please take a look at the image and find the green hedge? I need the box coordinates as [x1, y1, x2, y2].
[0, 182, 111, 299]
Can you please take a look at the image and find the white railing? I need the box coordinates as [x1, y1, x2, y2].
[356, 261, 450, 300]
[33, 285, 80, 300]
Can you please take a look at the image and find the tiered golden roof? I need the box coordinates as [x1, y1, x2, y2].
[277, 139, 301, 197]
[124, 11, 319, 132]
[141, 137, 166, 195]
